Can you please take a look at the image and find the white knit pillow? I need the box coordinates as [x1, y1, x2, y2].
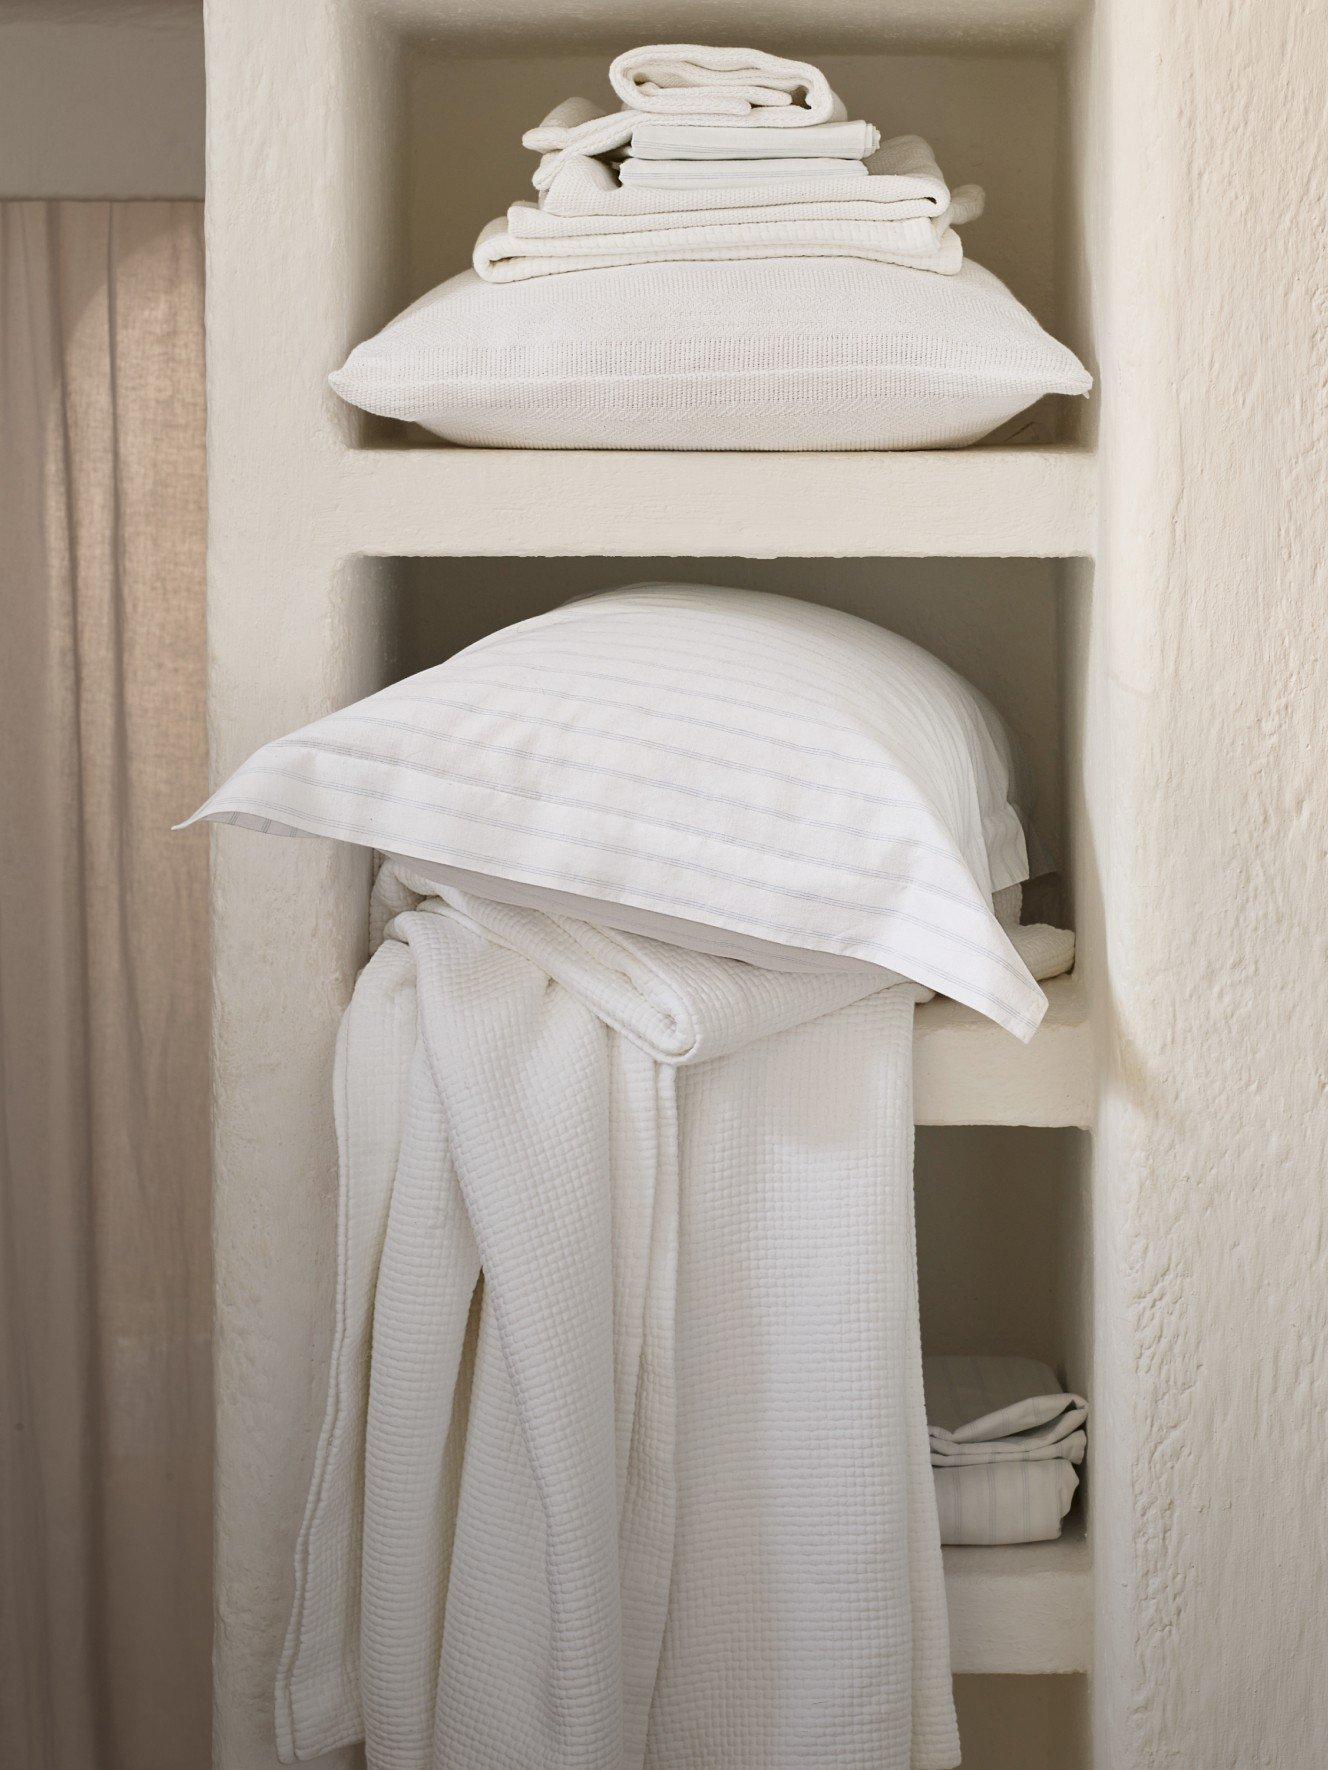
[185, 585, 1049, 1038]
[332, 258, 1089, 450]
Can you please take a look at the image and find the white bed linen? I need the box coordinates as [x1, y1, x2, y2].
[933, 1460, 1080, 1545]
[616, 156, 869, 187]
[608, 44, 843, 123]
[473, 209, 968, 282]
[626, 117, 879, 160]
[522, 95, 873, 192]
[184, 587, 1052, 1039]
[276, 863, 961, 1769]
[925, 1355, 1088, 1465]
[542, 134, 954, 214]
[924, 1357, 1086, 1545]
[502, 189, 981, 239]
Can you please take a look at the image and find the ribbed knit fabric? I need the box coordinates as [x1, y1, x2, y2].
[329, 256, 1091, 450]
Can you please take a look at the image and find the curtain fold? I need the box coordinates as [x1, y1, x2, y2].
[0, 200, 209, 1770]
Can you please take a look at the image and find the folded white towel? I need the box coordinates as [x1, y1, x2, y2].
[542, 135, 958, 219]
[618, 156, 870, 188]
[609, 43, 841, 123]
[934, 1459, 1080, 1545]
[504, 189, 982, 242]
[473, 211, 969, 283]
[523, 95, 875, 191]
[924, 1355, 1088, 1467]
[628, 117, 880, 161]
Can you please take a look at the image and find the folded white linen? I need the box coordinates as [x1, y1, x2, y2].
[618, 156, 870, 187]
[628, 117, 880, 160]
[609, 43, 842, 123]
[503, 187, 983, 241]
[934, 1459, 1080, 1545]
[473, 211, 969, 282]
[540, 131, 955, 217]
[925, 1355, 1088, 1466]
[276, 862, 961, 1769]
[523, 96, 875, 191]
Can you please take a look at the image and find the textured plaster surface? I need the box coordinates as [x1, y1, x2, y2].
[1069, 2, 1328, 1764]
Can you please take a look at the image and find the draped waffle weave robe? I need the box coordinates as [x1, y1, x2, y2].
[276, 865, 961, 1770]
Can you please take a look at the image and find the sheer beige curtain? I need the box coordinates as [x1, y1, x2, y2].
[0, 202, 210, 1769]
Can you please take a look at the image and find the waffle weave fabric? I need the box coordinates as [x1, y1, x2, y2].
[275, 866, 960, 1769]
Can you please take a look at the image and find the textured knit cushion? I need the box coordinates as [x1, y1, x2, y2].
[331, 257, 1090, 450]
[185, 585, 1048, 1037]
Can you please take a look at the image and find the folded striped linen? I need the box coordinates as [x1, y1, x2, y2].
[276, 861, 962, 1770]
[627, 116, 879, 160]
[925, 1355, 1088, 1466]
[523, 91, 879, 191]
[933, 1459, 1080, 1546]
[609, 43, 842, 122]
[924, 1355, 1085, 1545]
[539, 130, 957, 216]
[474, 196, 978, 282]
[499, 192, 982, 242]
[617, 156, 870, 188]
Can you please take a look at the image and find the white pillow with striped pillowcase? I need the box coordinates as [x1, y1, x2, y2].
[184, 585, 1047, 1039]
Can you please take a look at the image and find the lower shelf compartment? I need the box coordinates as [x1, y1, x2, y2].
[945, 1519, 1090, 1673]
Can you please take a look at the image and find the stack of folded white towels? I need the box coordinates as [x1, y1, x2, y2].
[475, 43, 983, 283]
[925, 1355, 1087, 1546]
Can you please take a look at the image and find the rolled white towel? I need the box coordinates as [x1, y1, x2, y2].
[609, 43, 841, 123]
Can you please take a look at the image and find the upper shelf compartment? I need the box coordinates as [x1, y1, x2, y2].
[208, 0, 1096, 559]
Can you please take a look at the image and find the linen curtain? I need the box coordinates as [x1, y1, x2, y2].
[0, 202, 209, 1770]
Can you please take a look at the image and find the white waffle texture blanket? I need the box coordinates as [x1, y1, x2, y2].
[275, 864, 962, 1770]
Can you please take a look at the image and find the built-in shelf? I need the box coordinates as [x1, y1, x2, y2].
[945, 1519, 1090, 1674]
[915, 975, 1092, 1127]
[328, 444, 1096, 560]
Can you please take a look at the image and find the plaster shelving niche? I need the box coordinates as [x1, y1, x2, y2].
[946, 1523, 1091, 1674]
[208, 1, 1102, 1766]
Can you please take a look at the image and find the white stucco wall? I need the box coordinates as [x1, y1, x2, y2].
[1074, 1, 1328, 1763]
